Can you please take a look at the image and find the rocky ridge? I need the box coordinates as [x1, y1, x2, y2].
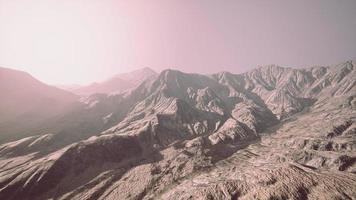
[0, 61, 355, 199]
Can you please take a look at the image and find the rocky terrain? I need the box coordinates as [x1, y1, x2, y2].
[0, 67, 156, 145]
[0, 61, 355, 199]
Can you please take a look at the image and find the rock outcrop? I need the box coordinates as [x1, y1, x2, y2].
[0, 61, 355, 199]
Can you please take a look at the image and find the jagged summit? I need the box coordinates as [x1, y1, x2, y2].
[0, 61, 355, 200]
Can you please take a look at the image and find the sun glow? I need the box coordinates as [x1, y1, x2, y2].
[0, 0, 133, 85]
[1, 0, 355, 85]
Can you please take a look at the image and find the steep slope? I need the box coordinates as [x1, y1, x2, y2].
[0, 67, 157, 145]
[70, 67, 157, 95]
[161, 95, 356, 200]
[238, 61, 355, 118]
[0, 67, 77, 121]
[0, 67, 78, 142]
[0, 68, 275, 199]
[103, 68, 278, 147]
[0, 61, 355, 200]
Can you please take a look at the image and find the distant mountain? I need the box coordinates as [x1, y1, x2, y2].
[0, 67, 79, 142]
[0, 67, 78, 121]
[0, 61, 355, 199]
[56, 84, 82, 91]
[69, 67, 157, 95]
[0, 67, 157, 145]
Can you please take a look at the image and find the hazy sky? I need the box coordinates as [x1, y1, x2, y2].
[0, 0, 355, 85]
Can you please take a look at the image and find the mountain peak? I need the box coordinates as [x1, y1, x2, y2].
[115, 67, 157, 78]
[140, 67, 156, 73]
[1, 61, 355, 199]
[255, 64, 286, 71]
[70, 67, 158, 95]
[159, 69, 184, 77]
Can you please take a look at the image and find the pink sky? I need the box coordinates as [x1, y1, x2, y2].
[0, 0, 355, 85]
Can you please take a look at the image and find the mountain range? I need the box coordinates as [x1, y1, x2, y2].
[0, 61, 355, 199]
[66, 67, 157, 95]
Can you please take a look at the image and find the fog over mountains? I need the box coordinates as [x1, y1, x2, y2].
[0, 61, 355, 199]
[67, 67, 157, 95]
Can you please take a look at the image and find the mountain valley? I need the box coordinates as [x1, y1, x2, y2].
[0, 61, 355, 199]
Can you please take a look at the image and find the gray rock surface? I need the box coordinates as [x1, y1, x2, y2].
[0, 61, 355, 199]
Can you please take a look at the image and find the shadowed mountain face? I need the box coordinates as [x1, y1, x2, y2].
[0, 67, 78, 121]
[68, 67, 157, 95]
[0, 67, 156, 145]
[0, 61, 355, 199]
[0, 67, 79, 142]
